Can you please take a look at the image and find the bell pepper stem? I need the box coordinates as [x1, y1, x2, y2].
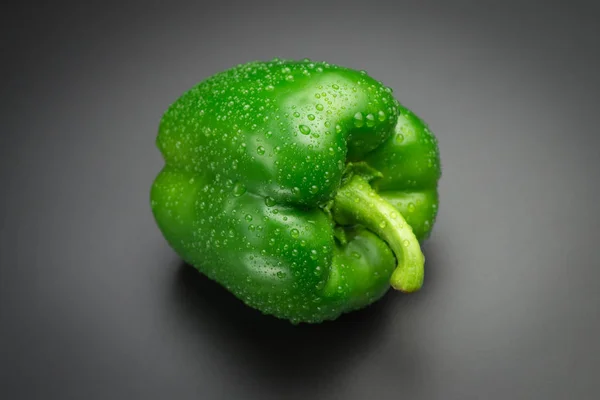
[331, 175, 425, 292]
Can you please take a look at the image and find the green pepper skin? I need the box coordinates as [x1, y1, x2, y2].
[151, 59, 441, 323]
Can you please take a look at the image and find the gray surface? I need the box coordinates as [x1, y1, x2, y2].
[2, 0, 600, 399]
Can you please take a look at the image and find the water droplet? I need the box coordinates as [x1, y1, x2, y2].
[309, 185, 319, 194]
[315, 104, 324, 111]
[366, 113, 376, 127]
[233, 183, 247, 197]
[245, 214, 253, 222]
[299, 125, 311, 135]
[403, 239, 410, 247]
[396, 134, 404, 143]
[335, 124, 342, 134]
[265, 85, 275, 92]
[286, 75, 294, 82]
[378, 110, 386, 121]
[351, 252, 361, 259]
[332, 84, 339, 90]
[307, 114, 315, 121]
[265, 197, 276, 207]
[276, 271, 286, 279]
[257, 146, 265, 155]
[293, 111, 300, 118]
[290, 228, 300, 238]
[353, 112, 364, 127]
[408, 203, 416, 213]
[379, 221, 387, 228]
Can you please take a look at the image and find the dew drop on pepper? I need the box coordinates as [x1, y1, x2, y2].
[366, 113, 376, 127]
[353, 112, 364, 127]
[299, 125, 311, 135]
[232, 183, 247, 197]
[264, 196, 276, 207]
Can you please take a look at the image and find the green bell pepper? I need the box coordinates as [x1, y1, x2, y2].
[151, 59, 441, 323]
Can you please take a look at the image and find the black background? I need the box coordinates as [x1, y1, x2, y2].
[2, 1, 600, 399]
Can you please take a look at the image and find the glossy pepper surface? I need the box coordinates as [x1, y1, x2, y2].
[151, 59, 441, 323]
